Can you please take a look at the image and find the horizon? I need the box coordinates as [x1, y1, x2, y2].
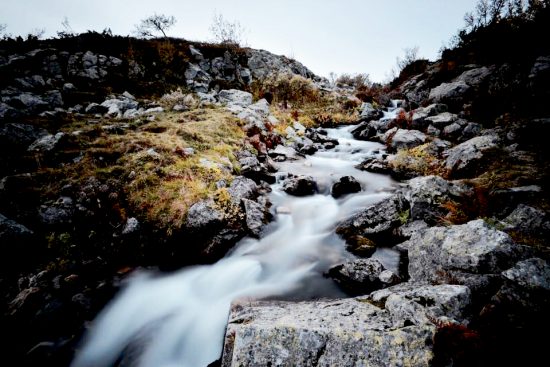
[0, 0, 478, 83]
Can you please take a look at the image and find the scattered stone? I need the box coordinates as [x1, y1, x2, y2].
[331, 176, 362, 198]
[444, 134, 499, 177]
[336, 194, 409, 246]
[429, 81, 471, 104]
[27, 132, 65, 153]
[227, 176, 258, 204]
[0, 123, 48, 151]
[282, 175, 317, 196]
[408, 219, 531, 284]
[242, 198, 268, 237]
[218, 89, 253, 107]
[328, 258, 387, 295]
[502, 204, 550, 237]
[122, 217, 140, 235]
[403, 175, 473, 224]
[360, 102, 383, 121]
[186, 200, 224, 232]
[384, 128, 427, 152]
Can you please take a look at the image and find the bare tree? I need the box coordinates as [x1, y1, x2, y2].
[396, 46, 420, 72]
[209, 12, 245, 46]
[134, 13, 176, 39]
[0, 24, 6, 35]
[57, 16, 74, 38]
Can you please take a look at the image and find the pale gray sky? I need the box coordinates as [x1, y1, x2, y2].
[0, 0, 478, 82]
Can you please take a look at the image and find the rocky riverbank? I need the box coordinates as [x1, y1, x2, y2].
[221, 56, 550, 366]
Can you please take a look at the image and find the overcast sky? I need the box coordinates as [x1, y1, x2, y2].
[0, 0, 478, 82]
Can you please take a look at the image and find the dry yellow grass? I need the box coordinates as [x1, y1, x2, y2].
[50, 107, 246, 234]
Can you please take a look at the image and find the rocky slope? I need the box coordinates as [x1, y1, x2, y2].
[220, 22, 550, 367]
[2, 14, 550, 366]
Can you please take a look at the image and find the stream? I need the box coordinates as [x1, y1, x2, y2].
[71, 122, 398, 367]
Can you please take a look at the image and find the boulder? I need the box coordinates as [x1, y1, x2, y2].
[248, 99, 270, 117]
[242, 198, 268, 237]
[384, 128, 427, 152]
[336, 194, 409, 246]
[454, 66, 493, 87]
[282, 175, 317, 196]
[408, 219, 531, 284]
[186, 200, 224, 232]
[350, 121, 377, 140]
[222, 283, 471, 367]
[367, 282, 471, 327]
[0, 123, 48, 151]
[424, 112, 458, 129]
[331, 176, 361, 198]
[429, 81, 470, 105]
[85, 103, 108, 115]
[121, 217, 140, 235]
[227, 176, 258, 204]
[328, 258, 397, 295]
[39, 196, 75, 225]
[403, 175, 473, 224]
[10, 93, 49, 113]
[28, 132, 65, 153]
[502, 204, 550, 237]
[218, 89, 253, 107]
[444, 134, 499, 177]
[360, 102, 383, 122]
[355, 155, 391, 174]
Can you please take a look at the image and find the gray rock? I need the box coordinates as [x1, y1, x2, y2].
[429, 81, 471, 104]
[408, 219, 530, 284]
[529, 56, 550, 79]
[0, 213, 33, 244]
[0, 123, 48, 150]
[403, 175, 473, 224]
[502, 258, 550, 292]
[328, 258, 387, 295]
[442, 122, 464, 140]
[246, 49, 316, 81]
[384, 128, 427, 151]
[248, 99, 270, 117]
[502, 204, 550, 236]
[222, 298, 435, 367]
[350, 121, 377, 140]
[43, 90, 64, 107]
[331, 176, 361, 198]
[10, 93, 49, 112]
[455, 66, 493, 87]
[100, 98, 139, 118]
[367, 282, 471, 327]
[223, 282, 471, 367]
[425, 112, 458, 129]
[360, 102, 383, 121]
[0, 102, 20, 120]
[218, 89, 253, 107]
[227, 176, 258, 204]
[85, 103, 108, 114]
[28, 132, 65, 153]
[282, 175, 317, 196]
[39, 196, 74, 225]
[186, 200, 224, 231]
[269, 145, 299, 161]
[336, 194, 409, 246]
[242, 198, 267, 237]
[444, 134, 499, 177]
[460, 122, 482, 141]
[122, 217, 140, 235]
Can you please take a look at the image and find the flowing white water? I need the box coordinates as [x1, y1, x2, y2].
[71, 125, 397, 367]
